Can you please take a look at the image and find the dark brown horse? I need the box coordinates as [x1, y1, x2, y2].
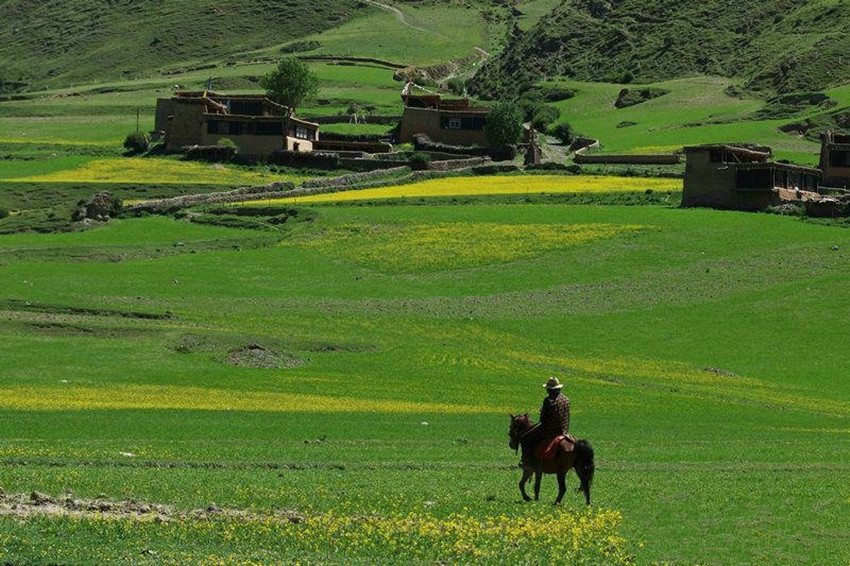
[509, 413, 595, 505]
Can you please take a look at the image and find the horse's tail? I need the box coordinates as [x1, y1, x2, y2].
[574, 439, 595, 506]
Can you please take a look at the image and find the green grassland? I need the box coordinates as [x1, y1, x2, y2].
[1, 196, 850, 563]
[0, 3, 849, 561]
[547, 77, 850, 164]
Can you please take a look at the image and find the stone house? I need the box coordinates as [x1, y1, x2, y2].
[819, 131, 850, 188]
[682, 144, 821, 210]
[154, 91, 319, 157]
[398, 89, 491, 146]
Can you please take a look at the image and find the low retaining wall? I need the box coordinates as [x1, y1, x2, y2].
[301, 166, 410, 189]
[127, 182, 296, 213]
[314, 140, 393, 154]
[428, 157, 489, 171]
[268, 151, 340, 169]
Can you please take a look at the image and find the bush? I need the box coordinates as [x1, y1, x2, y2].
[446, 78, 467, 96]
[541, 87, 575, 103]
[217, 138, 239, 151]
[123, 131, 149, 154]
[532, 106, 560, 131]
[408, 152, 432, 170]
[549, 122, 574, 145]
[485, 102, 523, 148]
[0, 207, 9, 220]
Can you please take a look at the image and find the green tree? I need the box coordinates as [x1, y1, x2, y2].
[260, 57, 319, 114]
[485, 102, 523, 148]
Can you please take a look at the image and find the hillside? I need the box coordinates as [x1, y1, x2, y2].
[472, 0, 850, 99]
[0, 0, 560, 92]
[0, 0, 366, 88]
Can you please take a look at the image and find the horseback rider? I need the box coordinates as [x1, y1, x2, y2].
[520, 377, 571, 467]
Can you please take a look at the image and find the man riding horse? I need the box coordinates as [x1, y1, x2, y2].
[519, 377, 571, 468]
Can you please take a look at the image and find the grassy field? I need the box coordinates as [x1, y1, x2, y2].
[548, 77, 846, 165]
[0, 190, 849, 563]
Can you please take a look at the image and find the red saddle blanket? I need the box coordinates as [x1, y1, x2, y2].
[535, 435, 575, 460]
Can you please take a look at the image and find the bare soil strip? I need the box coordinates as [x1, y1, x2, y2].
[0, 490, 304, 524]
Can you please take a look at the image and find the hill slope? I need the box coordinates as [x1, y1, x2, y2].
[0, 0, 366, 88]
[472, 0, 850, 99]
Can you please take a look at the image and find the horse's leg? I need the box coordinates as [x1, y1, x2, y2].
[533, 469, 542, 501]
[554, 471, 566, 505]
[519, 469, 533, 502]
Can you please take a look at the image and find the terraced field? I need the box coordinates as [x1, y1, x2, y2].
[1, 195, 849, 563]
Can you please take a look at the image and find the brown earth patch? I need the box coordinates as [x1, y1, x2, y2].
[0, 490, 305, 524]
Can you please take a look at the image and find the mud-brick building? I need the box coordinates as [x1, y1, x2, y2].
[682, 145, 822, 210]
[154, 91, 320, 157]
[398, 91, 491, 146]
[819, 131, 850, 188]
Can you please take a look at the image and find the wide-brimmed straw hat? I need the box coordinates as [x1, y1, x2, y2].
[544, 377, 563, 390]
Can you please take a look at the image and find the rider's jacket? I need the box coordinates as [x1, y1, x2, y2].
[539, 394, 570, 439]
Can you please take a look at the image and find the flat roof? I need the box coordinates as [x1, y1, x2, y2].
[826, 143, 850, 151]
[736, 162, 821, 175]
[683, 144, 772, 158]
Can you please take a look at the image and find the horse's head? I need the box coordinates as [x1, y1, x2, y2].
[508, 412, 531, 450]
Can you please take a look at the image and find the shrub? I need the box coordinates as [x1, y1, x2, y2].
[541, 87, 575, 103]
[446, 78, 467, 96]
[0, 207, 9, 220]
[408, 152, 432, 170]
[549, 122, 574, 145]
[123, 131, 149, 154]
[532, 106, 560, 131]
[485, 102, 523, 148]
[217, 138, 238, 151]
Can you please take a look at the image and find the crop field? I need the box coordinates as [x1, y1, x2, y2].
[255, 174, 682, 205]
[1, 187, 849, 563]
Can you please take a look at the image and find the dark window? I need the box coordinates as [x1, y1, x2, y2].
[295, 125, 314, 140]
[255, 121, 284, 136]
[207, 120, 219, 134]
[773, 169, 788, 189]
[830, 151, 850, 167]
[440, 114, 487, 131]
[736, 168, 772, 190]
[709, 150, 724, 163]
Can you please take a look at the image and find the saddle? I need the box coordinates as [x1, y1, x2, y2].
[535, 434, 577, 460]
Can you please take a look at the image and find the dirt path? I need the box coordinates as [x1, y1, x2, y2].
[363, 0, 436, 35]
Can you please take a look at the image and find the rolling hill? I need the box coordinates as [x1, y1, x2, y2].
[471, 0, 850, 99]
[0, 0, 367, 88]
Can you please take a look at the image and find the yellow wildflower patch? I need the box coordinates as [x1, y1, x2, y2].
[13, 158, 287, 185]
[283, 508, 631, 563]
[0, 385, 502, 414]
[289, 221, 645, 271]
[248, 174, 683, 204]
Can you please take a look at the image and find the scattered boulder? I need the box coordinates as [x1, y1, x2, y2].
[72, 191, 122, 222]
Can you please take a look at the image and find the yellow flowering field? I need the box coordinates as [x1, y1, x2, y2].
[290, 221, 646, 271]
[12, 158, 288, 185]
[4, 506, 632, 564]
[0, 384, 503, 414]
[249, 174, 682, 204]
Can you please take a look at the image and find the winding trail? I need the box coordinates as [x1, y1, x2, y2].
[362, 0, 438, 35]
